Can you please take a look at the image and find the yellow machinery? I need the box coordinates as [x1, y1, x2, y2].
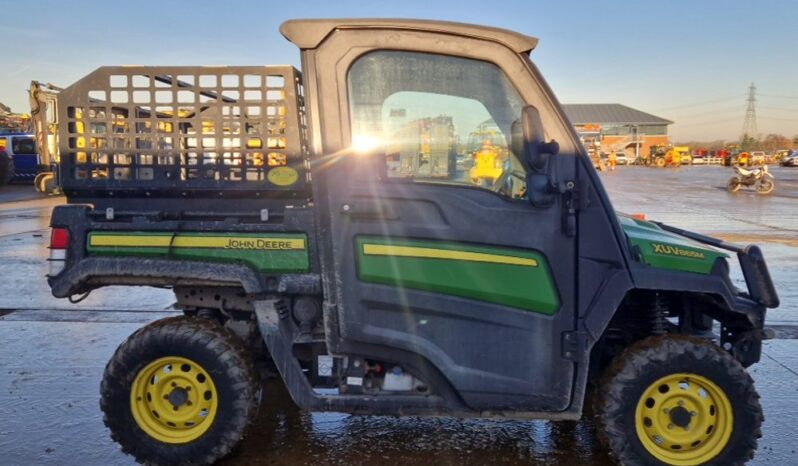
[648, 145, 687, 168]
[467, 123, 509, 184]
[469, 139, 504, 185]
[29, 81, 62, 193]
[675, 146, 691, 165]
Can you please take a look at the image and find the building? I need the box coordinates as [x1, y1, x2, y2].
[562, 104, 673, 160]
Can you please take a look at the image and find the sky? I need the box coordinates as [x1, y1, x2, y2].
[2, 0, 797, 142]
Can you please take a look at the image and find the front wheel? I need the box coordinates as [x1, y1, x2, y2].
[727, 176, 742, 192]
[756, 179, 774, 195]
[595, 335, 762, 466]
[100, 316, 261, 466]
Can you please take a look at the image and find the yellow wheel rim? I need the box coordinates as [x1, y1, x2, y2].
[635, 373, 733, 465]
[130, 356, 218, 444]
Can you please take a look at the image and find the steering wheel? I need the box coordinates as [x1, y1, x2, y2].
[491, 169, 526, 198]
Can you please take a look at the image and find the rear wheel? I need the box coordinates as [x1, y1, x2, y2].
[756, 179, 774, 195]
[595, 335, 762, 466]
[727, 177, 742, 192]
[100, 316, 261, 466]
[0, 153, 14, 187]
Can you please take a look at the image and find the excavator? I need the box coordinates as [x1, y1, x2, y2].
[28, 81, 62, 193]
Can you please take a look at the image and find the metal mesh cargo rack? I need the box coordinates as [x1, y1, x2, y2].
[57, 66, 310, 206]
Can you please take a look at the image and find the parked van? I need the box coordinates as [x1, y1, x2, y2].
[0, 133, 39, 182]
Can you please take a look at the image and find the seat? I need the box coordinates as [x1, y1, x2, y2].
[736, 167, 755, 176]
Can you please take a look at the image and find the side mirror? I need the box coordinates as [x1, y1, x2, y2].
[522, 105, 559, 171]
[521, 105, 560, 208]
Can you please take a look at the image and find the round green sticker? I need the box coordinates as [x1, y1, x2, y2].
[267, 167, 299, 186]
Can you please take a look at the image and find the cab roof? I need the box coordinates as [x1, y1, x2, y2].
[280, 18, 538, 54]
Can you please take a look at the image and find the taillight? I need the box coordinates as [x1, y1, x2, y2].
[50, 228, 69, 249]
[48, 227, 69, 276]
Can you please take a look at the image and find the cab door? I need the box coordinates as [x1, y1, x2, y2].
[305, 29, 580, 411]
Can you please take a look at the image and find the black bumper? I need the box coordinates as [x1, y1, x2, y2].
[654, 222, 779, 309]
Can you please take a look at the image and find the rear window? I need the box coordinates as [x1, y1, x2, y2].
[11, 137, 36, 154]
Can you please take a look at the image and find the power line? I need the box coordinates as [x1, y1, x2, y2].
[670, 106, 745, 120]
[759, 93, 798, 100]
[673, 116, 741, 127]
[759, 105, 798, 112]
[652, 95, 746, 112]
[758, 115, 798, 122]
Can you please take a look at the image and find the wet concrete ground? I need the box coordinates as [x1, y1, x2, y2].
[0, 166, 796, 465]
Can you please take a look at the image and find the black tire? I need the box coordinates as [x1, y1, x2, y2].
[595, 335, 762, 466]
[100, 316, 261, 466]
[0, 152, 14, 187]
[727, 177, 741, 192]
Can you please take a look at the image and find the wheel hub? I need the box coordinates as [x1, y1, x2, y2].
[668, 405, 692, 429]
[167, 387, 189, 409]
[129, 356, 218, 444]
[635, 373, 733, 465]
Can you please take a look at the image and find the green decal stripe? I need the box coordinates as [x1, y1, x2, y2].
[355, 236, 559, 315]
[618, 213, 726, 275]
[87, 231, 309, 273]
[628, 237, 721, 275]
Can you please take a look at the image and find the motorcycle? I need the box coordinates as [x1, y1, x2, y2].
[728, 165, 775, 194]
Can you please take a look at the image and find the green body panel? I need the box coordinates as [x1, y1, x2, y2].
[355, 236, 560, 315]
[617, 214, 727, 275]
[87, 231, 310, 273]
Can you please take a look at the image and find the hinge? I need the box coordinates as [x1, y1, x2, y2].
[561, 330, 589, 360]
[561, 178, 589, 237]
[562, 178, 589, 211]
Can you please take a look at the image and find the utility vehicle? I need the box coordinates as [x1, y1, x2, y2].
[46, 19, 779, 466]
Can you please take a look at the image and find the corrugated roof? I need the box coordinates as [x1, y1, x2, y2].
[562, 104, 673, 125]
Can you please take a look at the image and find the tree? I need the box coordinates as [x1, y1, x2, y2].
[740, 134, 758, 152]
[761, 134, 791, 152]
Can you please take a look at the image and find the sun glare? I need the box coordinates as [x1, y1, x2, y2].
[351, 134, 380, 154]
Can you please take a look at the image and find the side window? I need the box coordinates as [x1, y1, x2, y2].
[348, 51, 528, 198]
[12, 137, 36, 155]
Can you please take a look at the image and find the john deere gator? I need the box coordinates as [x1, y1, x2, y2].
[46, 19, 778, 466]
